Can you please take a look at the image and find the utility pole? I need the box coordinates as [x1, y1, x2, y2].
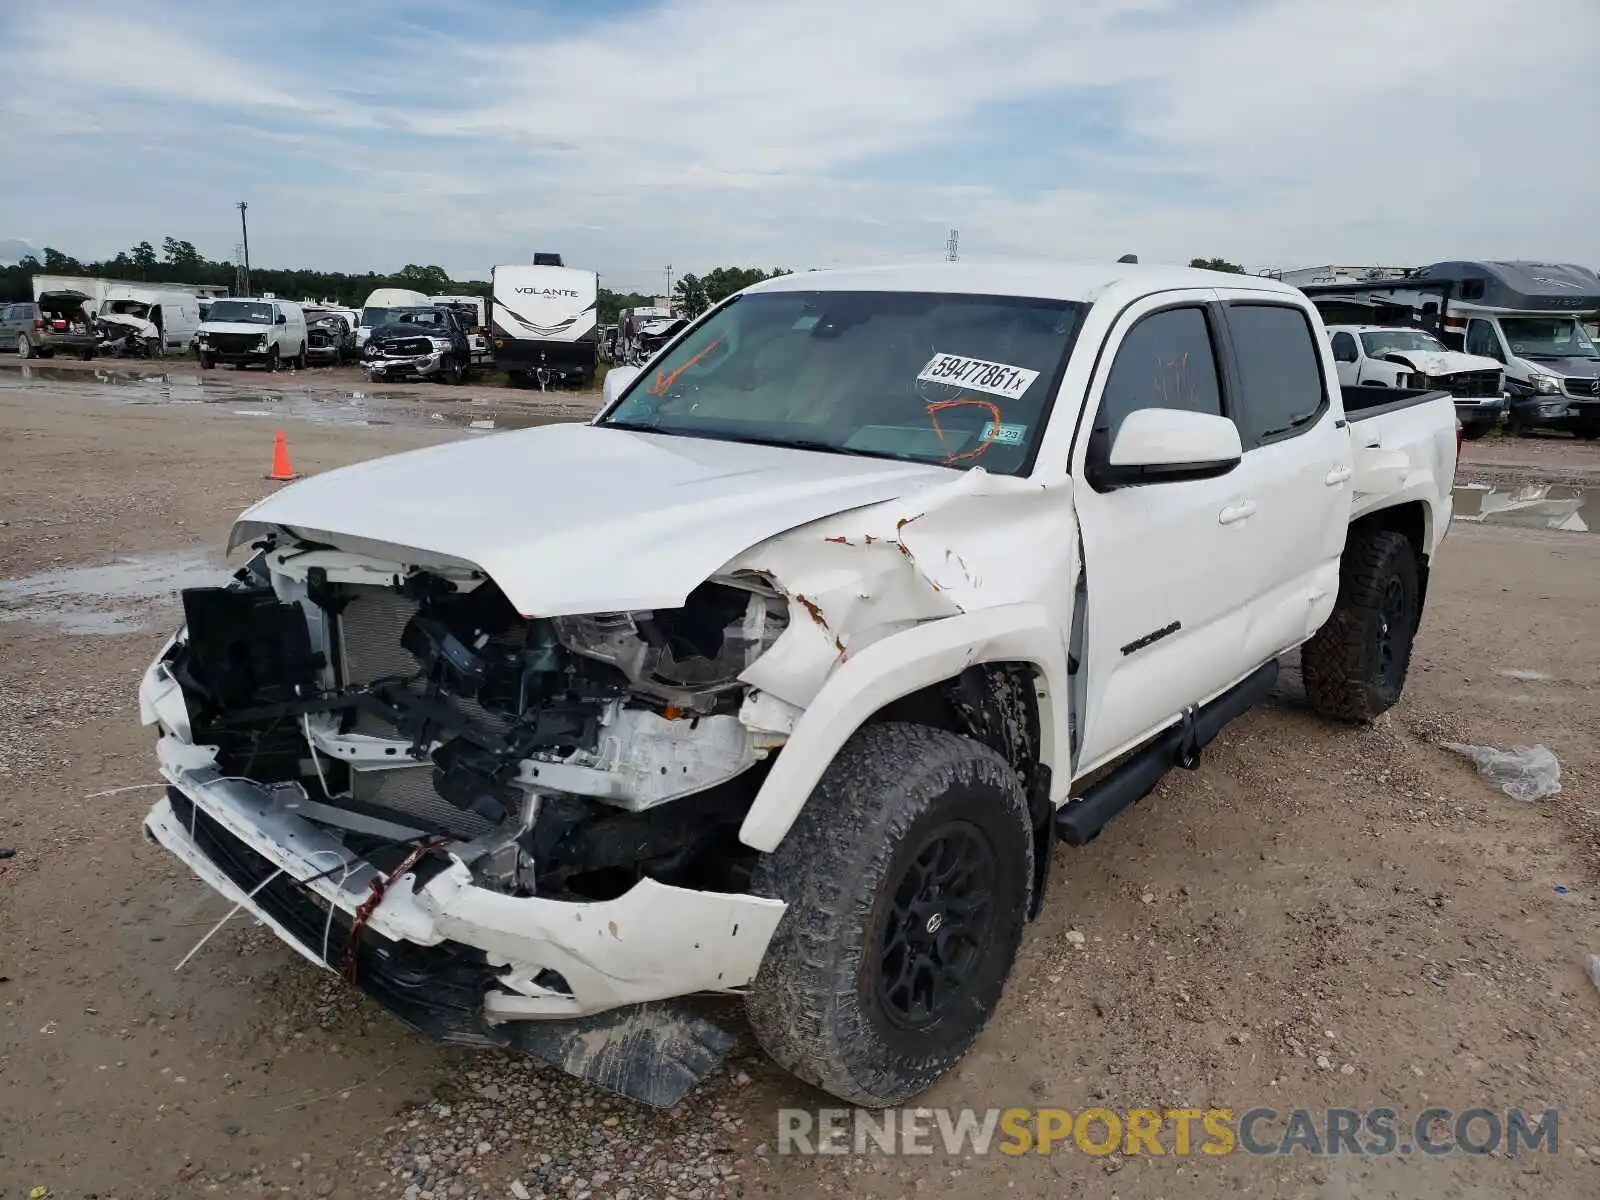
[237, 201, 252, 295]
[664, 264, 673, 307]
[232, 244, 246, 295]
[945, 229, 960, 262]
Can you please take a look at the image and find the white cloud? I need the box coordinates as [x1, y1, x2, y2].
[0, 0, 1593, 281]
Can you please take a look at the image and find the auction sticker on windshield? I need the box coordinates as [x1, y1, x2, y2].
[918, 353, 1041, 400]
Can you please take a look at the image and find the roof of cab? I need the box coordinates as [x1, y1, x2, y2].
[744, 261, 1299, 304]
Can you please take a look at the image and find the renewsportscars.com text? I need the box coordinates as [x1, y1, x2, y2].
[777, 1106, 1558, 1158]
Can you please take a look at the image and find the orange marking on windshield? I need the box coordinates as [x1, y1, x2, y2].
[649, 338, 722, 396]
[926, 397, 1003, 464]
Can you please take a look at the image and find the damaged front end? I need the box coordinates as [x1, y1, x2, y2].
[140, 538, 792, 1105]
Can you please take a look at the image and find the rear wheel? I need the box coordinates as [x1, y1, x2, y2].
[745, 722, 1033, 1107]
[198, 352, 215, 370]
[79, 348, 95, 361]
[1577, 428, 1599, 441]
[1302, 528, 1421, 721]
[17, 335, 32, 359]
[1461, 422, 1490, 440]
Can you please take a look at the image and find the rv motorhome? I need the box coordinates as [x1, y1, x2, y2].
[490, 259, 599, 384]
[1299, 261, 1600, 439]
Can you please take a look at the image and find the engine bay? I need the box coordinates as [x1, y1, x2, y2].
[161, 540, 790, 901]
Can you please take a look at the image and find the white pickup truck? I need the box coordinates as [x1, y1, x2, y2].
[1327, 323, 1506, 438]
[137, 263, 1458, 1109]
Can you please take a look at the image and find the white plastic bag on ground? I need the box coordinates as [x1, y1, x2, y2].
[1442, 742, 1562, 801]
[1584, 953, 1600, 997]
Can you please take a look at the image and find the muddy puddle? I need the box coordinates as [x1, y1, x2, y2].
[0, 362, 577, 432]
[1452, 482, 1600, 533]
[0, 548, 226, 635]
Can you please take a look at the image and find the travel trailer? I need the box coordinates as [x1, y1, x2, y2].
[490, 258, 599, 384]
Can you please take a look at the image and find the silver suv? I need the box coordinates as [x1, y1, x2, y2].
[2, 294, 99, 360]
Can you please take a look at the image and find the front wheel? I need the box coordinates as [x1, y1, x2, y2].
[198, 352, 215, 370]
[444, 357, 465, 385]
[295, 343, 308, 371]
[745, 722, 1033, 1107]
[265, 346, 281, 373]
[1302, 528, 1421, 722]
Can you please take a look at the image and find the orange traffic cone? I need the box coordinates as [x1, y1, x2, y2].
[266, 429, 300, 481]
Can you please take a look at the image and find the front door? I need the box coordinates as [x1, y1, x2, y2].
[1070, 291, 1264, 772]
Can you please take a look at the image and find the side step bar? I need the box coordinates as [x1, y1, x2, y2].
[1055, 660, 1279, 846]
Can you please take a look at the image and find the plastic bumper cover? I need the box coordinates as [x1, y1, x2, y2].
[145, 751, 786, 1022]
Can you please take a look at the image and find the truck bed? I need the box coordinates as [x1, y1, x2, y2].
[1343, 386, 1458, 536]
[1342, 384, 1451, 423]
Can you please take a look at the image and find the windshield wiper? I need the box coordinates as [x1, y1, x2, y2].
[716, 433, 920, 462]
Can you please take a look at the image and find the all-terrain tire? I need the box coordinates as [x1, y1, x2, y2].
[1461, 423, 1490, 440]
[1302, 528, 1421, 721]
[745, 722, 1033, 1108]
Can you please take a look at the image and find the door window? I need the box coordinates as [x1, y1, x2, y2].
[1094, 306, 1225, 443]
[1225, 304, 1328, 447]
[1464, 319, 1503, 361]
[1330, 332, 1358, 362]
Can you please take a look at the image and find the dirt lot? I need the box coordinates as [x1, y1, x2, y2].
[3, 372, 1599, 1200]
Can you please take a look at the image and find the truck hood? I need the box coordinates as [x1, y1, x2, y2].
[201, 322, 273, 337]
[231, 422, 957, 616]
[1382, 349, 1500, 376]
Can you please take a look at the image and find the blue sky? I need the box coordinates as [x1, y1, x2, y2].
[1, 0, 1596, 290]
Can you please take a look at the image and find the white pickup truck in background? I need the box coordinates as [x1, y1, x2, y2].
[1327, 323, 1506, 438]
[136, 263, 1458, 1110]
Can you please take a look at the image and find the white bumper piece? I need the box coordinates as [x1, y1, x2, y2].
[146, 752, 786, 1020]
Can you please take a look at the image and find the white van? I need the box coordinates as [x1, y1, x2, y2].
[96, 287, 204, 357]
[195, 297, 309, 371]
[357, 288, 432, 350]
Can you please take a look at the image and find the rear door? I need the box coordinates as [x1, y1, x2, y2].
[1216, 296, 1353, 660]
[0, 305, 20, 345]
[1071, 290, 1266, 772]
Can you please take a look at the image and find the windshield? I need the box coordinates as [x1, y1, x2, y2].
[207, 300, 273, 324]
[1499, 317, 1599, 360]
[601, 290, 1087, 475]
[374, 307, 448, 328]
[1360, 330, 1446, 356]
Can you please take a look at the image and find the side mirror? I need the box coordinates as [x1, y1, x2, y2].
[275, 313, 287, 325]
[1094, 408, 1242, 488]
[602, 364, 642, 405]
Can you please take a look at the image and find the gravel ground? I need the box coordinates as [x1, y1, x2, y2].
[3, 379, 1600, 1199]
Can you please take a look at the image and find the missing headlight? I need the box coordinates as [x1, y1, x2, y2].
[552, 580, 787, 710]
